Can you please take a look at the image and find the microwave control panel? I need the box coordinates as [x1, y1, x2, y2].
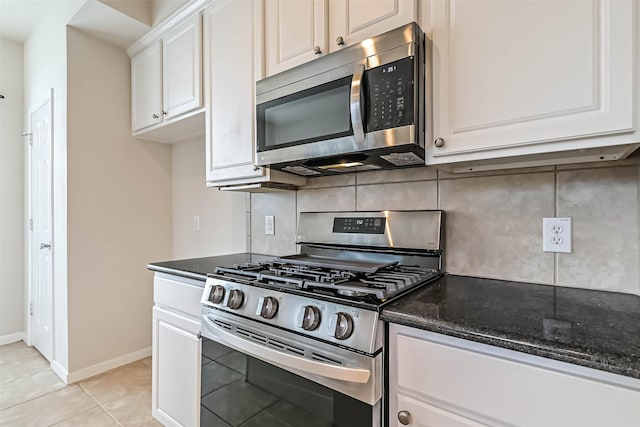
[365, 57, 415, 132]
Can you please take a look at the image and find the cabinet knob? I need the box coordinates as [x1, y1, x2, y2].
[152, 113, 159, 119]
[162, 110, 168, 116]
[253, 165, 260, 171]
[336, 36, 344, 46]
[313, 46, 322, 55]
[434, 137, 445, 148]
[398, 410, 411, 425]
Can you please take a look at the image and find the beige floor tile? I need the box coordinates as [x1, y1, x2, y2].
[79, 361, 151, 405]
[0, 342, 66, 410]
[51, 406, 118, 427]
[0, 385, 96, 426]
[102, 392, 161, 427]
[140, 357, 152, 368]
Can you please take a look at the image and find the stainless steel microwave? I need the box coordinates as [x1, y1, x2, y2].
[256, 23, 428, 176]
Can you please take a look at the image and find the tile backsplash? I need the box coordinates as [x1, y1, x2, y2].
[250, 158, 640, 296]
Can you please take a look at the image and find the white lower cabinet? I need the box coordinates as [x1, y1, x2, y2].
[389, 324, 640, 427]
[152, 275, 203, 427]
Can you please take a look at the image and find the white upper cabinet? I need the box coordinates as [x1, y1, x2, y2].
[129, 10, 204, 143]
[162, 14, 203, 120]
[264, 0, 417, 76]
[329, 0, 417, 51]
[265, 0, 328, 76]
[427, 0, 638, 168]
[204, 0, 306, 188]
[131, 42, 162, 131]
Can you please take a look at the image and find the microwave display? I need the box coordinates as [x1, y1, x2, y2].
[365, 57, 414, 132]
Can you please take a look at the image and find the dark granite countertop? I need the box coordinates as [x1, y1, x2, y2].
[381, 274, 640, 380]
[147, 253, 275, 282]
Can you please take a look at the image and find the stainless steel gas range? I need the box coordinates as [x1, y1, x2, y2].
[200, 211, 443, 427]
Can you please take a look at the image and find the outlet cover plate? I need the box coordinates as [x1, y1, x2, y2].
[543, 217, 571, 253]
[265, 215, 275, 235]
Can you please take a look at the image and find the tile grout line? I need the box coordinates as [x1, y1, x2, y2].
[77, 380, 123, 427]
[0, 380, 67, 412]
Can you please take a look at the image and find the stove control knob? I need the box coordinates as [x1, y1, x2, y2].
[300, 306, 321, 331]
[224, 289, 244, 309]
[208, 285, 225, 304]
[331, 312, 354, 340]
[257, 296, 278, 319]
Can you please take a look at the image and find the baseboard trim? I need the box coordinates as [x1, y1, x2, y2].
[65, 347, 152, 384]
[50, 360, 70, 384]
[0, 332, 24, 346]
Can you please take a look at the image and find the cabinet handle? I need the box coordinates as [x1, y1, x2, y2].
[313, 46, 322, 55]
[152, 113, 159, 119]
[398, 410, 411, 425]
[162, 110, 168, 116]
[336, 36, 344, 46]
[434, 137, 445, 148]
[253, 165, 260, 171]
[196, 331, 201, 339]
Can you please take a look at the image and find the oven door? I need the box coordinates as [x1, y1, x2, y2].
[201, 308, 381, 427]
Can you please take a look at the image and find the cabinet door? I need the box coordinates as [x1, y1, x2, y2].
[162, 14, 203, 120]
[428, 0, 635, 165]
[204, 0, 265, 183]
[329, 0, 417, 52]
[265, 0, 328, 76]
[131, 42, 162, 131]
[152, 306, 201, 427]
[395, 394, 487, 427]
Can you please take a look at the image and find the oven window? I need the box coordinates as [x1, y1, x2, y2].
[201, 338, 373, 427]
[257, 76, 353, 152]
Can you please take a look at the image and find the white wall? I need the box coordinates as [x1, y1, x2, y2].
[23, 3, 82, 370]
[0, 37, 25, 343]
[172, 138, 247, 259]
[66, 27, 172, 373]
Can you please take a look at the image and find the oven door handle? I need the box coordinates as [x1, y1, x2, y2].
[203, 315, 371, 384]
[350, 63, 366, 147]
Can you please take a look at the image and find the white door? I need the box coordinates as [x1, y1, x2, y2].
[264, 0, 327, 76]
[29, 91, 53, 361]
[329, 0, 417, 52]
[162, 14, 203, 120]
[131, 42, 163, 131]
[152, 306, 201, 427]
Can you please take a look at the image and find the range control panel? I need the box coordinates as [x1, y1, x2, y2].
[365, 57, 415, 132]
[333, 217, 385, 234]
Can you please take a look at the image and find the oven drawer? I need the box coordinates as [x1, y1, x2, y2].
[154, 274, 204, 318]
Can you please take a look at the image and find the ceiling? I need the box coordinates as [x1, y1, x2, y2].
[0, 0, 85, 42]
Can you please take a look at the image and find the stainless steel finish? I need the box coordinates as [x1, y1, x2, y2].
[296, 211, 443, 251]
[201, 277, 381, 353]
[223, 289, 244, 309]
[332, 312, 354, 340]
[256, 296, 278, 319]
[313, 45, 322, 55]
[201, 307, 381, 404]
[336, 36, 345, 46]
[152, 113, 159, 119]
[40, 242, 51, 250]
[434, 137, 445, 148]
[274, 254, 396, 273]
[301, 305, 321, 331]
[350, 64, 366, 147]
[398, 411, 411, 425]
[257, 125, 416, 166]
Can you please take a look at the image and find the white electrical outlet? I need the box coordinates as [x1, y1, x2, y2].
[265, 215, 275, 235]
[543, 217, 571, 253]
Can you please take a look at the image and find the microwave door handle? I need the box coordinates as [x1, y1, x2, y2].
[203, 314, 370, 384]
[350, 64, 366, 147]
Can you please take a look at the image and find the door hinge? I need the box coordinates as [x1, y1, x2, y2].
[29, 218, 33, 231]
[22, 132, 32, 146]
[29, 302, 33, 316]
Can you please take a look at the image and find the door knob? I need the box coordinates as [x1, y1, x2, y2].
[40, 242, 51, 250]
[398, 410, 411, 425]
[434, 137, 445, 148]
[336, 36, 344, 46]
[313, 46, 322, 55]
